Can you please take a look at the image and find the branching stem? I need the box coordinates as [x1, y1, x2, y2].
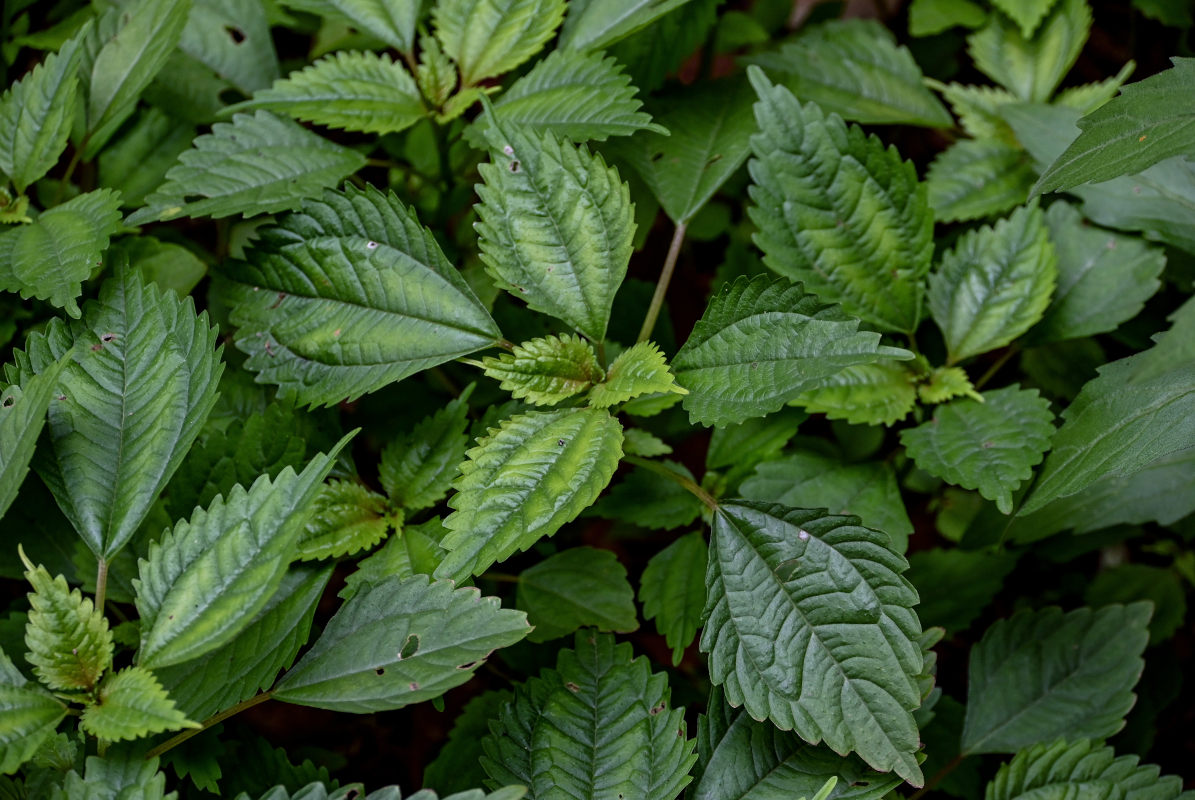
[146, 692, 273, 760]
[637, 221, 687, 343]
[624, 455, 717, 511]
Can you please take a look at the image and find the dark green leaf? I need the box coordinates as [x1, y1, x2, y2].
[906, 549, 1017, 633]
[559, 0, 694, 52]
[380, 392, 473, 511]
[0, 648, 66, 775]
[423, 690, 514, 796]
[639, 532, 706, 665]
[0, 358, 69, 520]
[517, 547, 638, 642]
[1086, 565, 1186, 645]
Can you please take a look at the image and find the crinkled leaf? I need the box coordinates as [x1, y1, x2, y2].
[274, 574, 530, 712]
[917, 365, 981, 404]
[0, 653, 65, 775]
[934, 81, 1020, 143]
[790, 362, 917, 427]
[79, 666, 198, 742]
[639, 532, 706, 665]
[0, 358, 69, 520]
[236, 783, 526, 800]
[57, 748, 173, 800]
[966, 0, 1089, 102]
[927, 139, 1034, 223]
[481, 335, 602, 406]
[590, 341, 685, 408]
[433, 0, 565, 86]
[746, 67, 933, 333]
[906, 549, 1018, 634]
[987, 739, 1191, 800]
[22, 557, 112, 691]
[589, 461, 704, 530]
[517, 547, 638, 642]
[380, 393, 473, 511]
[560, 0, 697, 53]
[295, 480, 395, 561]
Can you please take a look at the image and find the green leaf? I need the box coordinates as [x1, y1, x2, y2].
[966, 0, 1089, 102]
[605, 0, 718, 94]
[745, 20, 952, 127]
[901, 386, 1054, 514]
[58, 747, 174, 800]
[21, 556, 112, 691]
[927, 139, 1034, 223]
[934, 81, 1020, 143]
[424, 690, 514, 796]
[928, 203, 1058, 363]
[992, 0, 1060, 36]
[702, 502, 924, 785]
[135, 435, 351, 669]
[224, 185, 500, 407]
[0, 651, 66, 775]
[79, 666, 198, 741]
[273, 574, 530, 712]
[987, 739, 1191, 800]
[126, 111, 367, 225]
[1053, 61, 1136, 115]
[380, 393, 472, 511]
[622, 428, 672, 457]
[906, 548, 1018, 633]
[341, 518, 448, 598]
[433, 0, 565, 86]
[672, 276, 914, 427]
[589, 341, 686, 408]
[0, 189, 123, 318]
[639, 532, 706, 665]
[790, 362, 918, 427]
[1036, 59, 1195, 194]
[917, 365, 981, 404]
[295, 480, 396, 561]
[97, 108, 195, 209]
[559, 0, 696, 53]
[589, 461, 704, 530]
[475, 115, 633, 343]
[434, 407, 623, 582]
[307, 0, 422, 53]
[0, 358, 69, 520]
[746, 67, 933, 333]
[239, 786, 526, 800]
[741, 453, 914, 552]
[180, 0, 280, 94]
[0, 28, 84, 192]
[480, 334, 602, 406]
[516, 547, 638, 642]
[1087, 565, 1186, 646]
[5, 266, 223, 558]
[961, 603, 1151, 754]
[481, 631, 696, 800]
[229, 50, 426, 135]
[909, 0, 986, 36]
[114, 235, 208, 297]
[706, 408, 804, 471]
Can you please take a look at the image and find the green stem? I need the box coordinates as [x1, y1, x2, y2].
[145, 692, 273, 760]
[94, 559, 108, 618]
[637, 221, 687, 344]
[908, 754, 964, 800]
[975, 344, 1020, 390]
[55, 144, 86, 206]
[624, 455, 717, 511]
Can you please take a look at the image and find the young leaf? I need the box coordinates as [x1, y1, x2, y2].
[224, 185, 501, 407]
[433, 0, 566, 86]
[379, 399, 471, 514]
[935, 81, 1020, 143]
[135, 434, 351, 669]
[900, 386, 1054, 514]
[639, 532, 707, 665]
[5, 267, 223, 559]
[790, 362, 918, 427]
[0, 189, 124, 318]
[928, 203, 1058, 364]
[987, 739, 1191, 800]
[126, 111, 367, 225]
[516, 547, 638, 642]
[481, 631, 696, 800]
[0, 358, 69, 520]
[1053, 60, 1136, 114]
[702, 502, 924, 785]
[0, 649, 66, 775]
[58, 748, 174, 799]
[672, 276, 914, 427]
[273, 574, 531, 712]
[961, 603, 1151, 754]
[79, 666, 198, 741]
[967, 0, 1089, 102]
[480, 334, 603, 406]
[906, 549, 1018, 633]
[559, 0, 695, 53]
[22, 556, 112, 691]
[295, 480, 396, 561]
[589, 341, 686, 408]
[747, 67, 934, 333]
[918, 365, 981, 404]
[622, 428, 672, 457]
[475, 116, 633, 343]
[926, 139, 1034, 223]
[434, 408, 623, 582]
[745, 19, 952, 127]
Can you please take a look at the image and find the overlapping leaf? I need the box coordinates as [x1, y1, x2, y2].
[433, 0, 565, 86]
[516, 547, 638, 642]
[22, 557, 112, 691]
[295, 480, 395, 561]
[380, 392, 473, 511]
[480, 335, 602, 406]
[0, 650, 66, 775]
[987, 739, 1190, 800]
[906, 549, 1018, 633]
[341, 518, 448, 598]
[57, 750, 173, 800]
[79, 666, 197, 741]
[639, 532, 707, 665]
[589, 341, 685, 408]
[559, 0, 695, 53]
[590, 461, 704, 530]
[927, 139, 1034, 223]
[0, 358, 68, 519]
[179, 0, 280, 94]
[424, 690, 514, 795]
[967, 0, 1089, 102]
[790, 363, 918, 427]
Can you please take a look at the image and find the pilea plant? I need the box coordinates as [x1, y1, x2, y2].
[0, 0, 1192, 798]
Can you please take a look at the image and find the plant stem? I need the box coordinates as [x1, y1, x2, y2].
[624, 455, 718, 511]
[94, 559, 108, 617]
[637, 221, 687, 343]
[908, 754, 964, 800]
[146, 692, 273, 760]
[975, 345, 1020, 390]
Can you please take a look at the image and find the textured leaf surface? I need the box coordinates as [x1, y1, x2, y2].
[747, 68, 933, 333]
[517, 547, 638, 642]
[435, 408, 623, 582]
[22, 559, 112, 691]
[179, 0, 280, 94]
[559, 0, 693, 52]
[481, 631, 696, 800]
[927, 139, 1034, 223]
[961, 603, 1151, 754]
[639, 532, 706, 665]
[380, 392, 472, 511]
[225, 185, 500, 407]
[57, 749, 173, 799]
[928, 203, 1058, 363]
[0, 359, 68, 520]
[901, 386, 1054, 514]
[79, 666, 198, 741]
[295, 480, 395, 561]
[433, 0, 565, 85]
[274, 575, 530, 712]
[987, 739, 1191, 800]
[590, 341, 685, 408]
[790, 363, 917, 427]
[702, 502, 924, 785]
[0, 653, 66, 775]
[673, 276, 914, 427]
[480, 335, 602, 406]
[622, 428, 672, 457]
[968, 0, 1088, 103]
[127, 111, 366, 225]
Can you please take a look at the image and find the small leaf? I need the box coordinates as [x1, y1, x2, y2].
[934, 81, 1020, 143]
[987, 739, 1190, 800]
[909, 0, 987, 36]
[21, 555, 112, 691]
[621, 428, 672, 457]
[0, 651, 67, 775]
[1053, 61, 1136, 114]
[341, 518, 449, 598]
[639, 532, 707, 665]
[589, 341, 685, 408]
[517, 547, 638, 642]
[380, 392, 473, 511]
[926, 139, 1034, 223]
[481, 335, 603, 406]
[560, 0, 698, 53]
[79, 666, 198, 741]
[917, 365, 981, 404]
[967, 0, 1089, 102]
[0, 358, 69, 520]
[295, 480, 396, 562]
[790, 362, 918, 427]
[433, 0, 565, 86]
[58, 747, 174, 799]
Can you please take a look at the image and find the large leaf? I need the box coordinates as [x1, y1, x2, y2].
[5, 267, 223, 558]
[475, 114, 633, 343]
[639, 532, 707, 666]
[926, 139, 1035, 223]
[0, 651, 67, 775]
[745, 20, 951, 127]
[79, 666, 197, 741]
[1035, 58, 1195, 194]
[967, 0, 1089, 102]
[134, 436, 350, 669]
[433, 0, 565, 86]
[672, 276, 914, 427]
[22, 557, 112, 691]
[0, 358, 69, 520]
[434, 407, 623, 582]
[702, 502, 924, 785]
[379, 392, 473, 511]
[987, 739, 1192, 800]
[224, 185, 501, 407]
[273, 574, 530, 712]
[559, 0, 695, 53]
[126, 111, 366, 225]
[516, 547, 638, 642]
[479, 335, 603, 406]
[746, 67, 933, 333]
[481, 631, 696, 800]
[960, 603, 1151, 754]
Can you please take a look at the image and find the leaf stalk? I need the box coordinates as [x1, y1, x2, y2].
[637, 221, 687, 343]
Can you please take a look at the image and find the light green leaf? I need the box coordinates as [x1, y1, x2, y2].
[475, 115, 632, 343]
[790, 362, 918, 427]
[927, 139, 1034, 223]
[180, 0, 281, 95]
[341, 518, 448, 598]
[622, 428, 672, 457]
[306, 0, 422, 53]
[992, 0, 1060, 36]
[590, 460, 704, 530]
[987, 739, 1191, 800]
[906, 548, 1017, 633]
[559, 0, 695, 53]
[747, 67, 933, 333]
[928, 203, 1058, 363]
[908, 0, 986, 37]
[966, 0, 1089, 102]
[229, 50, 426, 135]
[639, 532, 706, 665]
[482, 631, 696, 800]
[1054, 61, 1135, 115]
[5, 266, 223, 558]
[424, 690, 513, 795]
[480, 334, 602, 406]
[745, 20, 952, 127]
[933, 81, 1020, 143]
[126, 111, 367, 225]
[961, 603, 1151, 754]
[416, 31, 456, 107]
[135, 435, 351, 669]
[0, 652, 66, 775]
[0, 189, 123, 318]
[274, 574, 530, 712]
[590, 341, 685, 408]
[0, 358, 69, 520]
[672, 276, 914, 427]
[434, 407, 623, 582]
[295, 480, 396, 561]
[380, 393, 472, 511]
[702, 503, 924, 785]
[517, 547, 638, 642]
[901, 386, 1054, 514]
[433, 0, 565, 86]
[917, 365, 981, 404]
[224, 185, 501, 407]
[79, 666, 198, 741]
[21, 556, 112, 691]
